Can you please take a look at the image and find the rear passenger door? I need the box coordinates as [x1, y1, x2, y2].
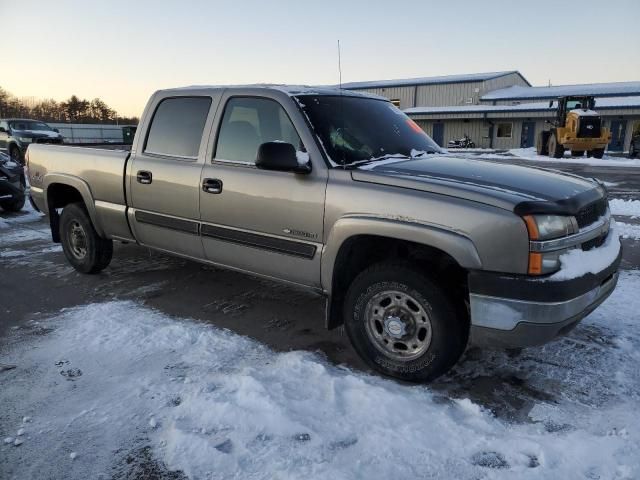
[128, 94, 219, 258]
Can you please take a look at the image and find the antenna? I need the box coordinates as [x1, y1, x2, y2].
[338, 40, 343, 89]
[337, 39, 346, 168]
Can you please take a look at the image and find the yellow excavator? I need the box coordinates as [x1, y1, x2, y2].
[536, 96, 611, 159]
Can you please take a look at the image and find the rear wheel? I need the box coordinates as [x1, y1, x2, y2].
[548, 133, 565, 159]
[60, 202, 113, 274]
[629, 144, 637, 159]
[536, 132, 550, 156]
[591, 148, 605, 159]
[571, 150, 584, 157]
[343, 262, 467, 382]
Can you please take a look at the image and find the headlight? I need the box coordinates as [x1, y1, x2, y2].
[523, 215, 578, 275]
[523, 215, 578, 241]
[18, 137, 33, 143]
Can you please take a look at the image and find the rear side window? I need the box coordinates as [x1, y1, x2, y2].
[145, 97, 211, 158]
[215, 97, 302, 163]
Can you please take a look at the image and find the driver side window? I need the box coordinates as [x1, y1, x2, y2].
[214, 97, 304, 164]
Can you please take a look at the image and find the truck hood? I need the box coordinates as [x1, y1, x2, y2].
[352, 155, 604, 213]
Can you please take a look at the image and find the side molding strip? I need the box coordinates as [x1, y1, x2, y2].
[201, 224, 316, 259]
[134, 211, 199, 235]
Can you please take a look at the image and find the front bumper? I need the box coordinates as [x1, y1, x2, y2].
[468, 247, 621, 348]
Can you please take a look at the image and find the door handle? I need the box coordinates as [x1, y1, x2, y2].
[202, 178, 223, 194]
[136, 170, 152, 184]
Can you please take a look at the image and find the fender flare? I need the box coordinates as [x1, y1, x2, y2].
[321, 215, 482, 295]
[43, 173, 105, 237]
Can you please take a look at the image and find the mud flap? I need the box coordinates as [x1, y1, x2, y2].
[50, 207, 61, 243]
[325, 295, 344, 330]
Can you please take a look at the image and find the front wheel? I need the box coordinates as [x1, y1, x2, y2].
[60, 202, 113, 274]
[343, 262, 467, 382]
[9, 145, 23, 164]
[591, 148, 605, 159]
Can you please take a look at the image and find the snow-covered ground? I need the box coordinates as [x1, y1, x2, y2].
[458, 147, 640, 168]
[1, 271, 640, 479]
[610, 199, 640, 218]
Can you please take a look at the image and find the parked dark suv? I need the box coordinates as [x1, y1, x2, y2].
[0, 118, 64, 164]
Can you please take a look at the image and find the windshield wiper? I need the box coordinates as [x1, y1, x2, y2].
[342, 154, 409, 169]
[342, 150, 440, 168]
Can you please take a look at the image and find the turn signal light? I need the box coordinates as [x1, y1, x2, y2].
[528, 252, 543, 275]
[523, 215, 539, 240]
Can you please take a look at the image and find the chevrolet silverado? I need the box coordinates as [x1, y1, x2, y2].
[26, 85, 621, 381]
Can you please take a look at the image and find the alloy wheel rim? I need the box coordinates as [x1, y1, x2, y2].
[364, 290, 433, 361]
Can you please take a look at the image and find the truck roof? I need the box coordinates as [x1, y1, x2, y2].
[159, 84, 386, 100]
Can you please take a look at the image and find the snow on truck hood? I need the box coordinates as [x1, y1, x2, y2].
[354, 155, 600, 210]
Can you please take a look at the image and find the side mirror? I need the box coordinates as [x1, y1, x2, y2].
[549, 100, 553, 108]
[256, 142, 311, 174]
[53, 128, 59, 133]
[0, 127, 6, 133]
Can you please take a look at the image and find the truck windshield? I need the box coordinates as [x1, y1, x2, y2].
[296, 95, 441, 166]
[9, 121, 53, 131]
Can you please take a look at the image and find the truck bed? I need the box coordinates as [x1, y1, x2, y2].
[27, 144, 133, 240]
[28, 144, 129, 208]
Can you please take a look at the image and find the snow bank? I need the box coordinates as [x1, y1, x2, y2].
[2, 283, 640, 479]
[610, 199, 640, 217]
[616, 222, 640, 240]
[549, 223, 620, 281]
[472, 148, 640, 167]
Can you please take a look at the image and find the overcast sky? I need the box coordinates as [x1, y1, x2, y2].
[4, 0, 639, 117]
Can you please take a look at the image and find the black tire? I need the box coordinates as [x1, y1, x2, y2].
[629, 145, 637, 159]
[0, 195, 25, 212]
[59, 202, 113, 274]
[571, 150, 584, 157]
[548, 133, 565, 158]
[536, 131, 550, 156]
[9, 145, 22, 164]
[591, 148, 605, 159]
[343, 262, 467, 382]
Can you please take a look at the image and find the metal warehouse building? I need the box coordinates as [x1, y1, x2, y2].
[342, 72, 640, 152]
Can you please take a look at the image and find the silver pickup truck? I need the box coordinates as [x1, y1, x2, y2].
[26, 85, 621, 381]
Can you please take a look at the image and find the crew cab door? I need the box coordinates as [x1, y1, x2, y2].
[199, 93, 327, 287]
[127, 94, 219, 257]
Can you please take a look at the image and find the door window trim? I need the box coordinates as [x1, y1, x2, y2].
[212, 95, 305, 167]
[143, 95, 213, 162]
